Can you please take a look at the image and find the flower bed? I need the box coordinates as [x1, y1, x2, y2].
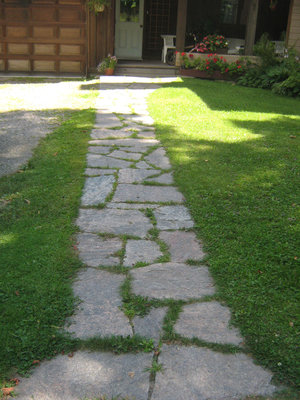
[179, 52, 248, 80]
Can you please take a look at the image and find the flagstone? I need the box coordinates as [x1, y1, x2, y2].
[94, 112, 122, 128]
[136, 160, 154, 169]
[66, 268, 132, 338]
[174, 302, 243, 345]
[106, 202, 160, 210]
[145, 148, 171, 169]
[87, 153, 132, 168]
[110, 150, 142, 160]
[89, 138, 159, 147]
[131, 263, 215, 300]
[88, 146, 112, 154]
[77, 208, 153, 238]
[137, 131, 156, 138]
[154, 205, 193, 230]
[118, 168, 159, 183]
[84, 168, 115, 176]
[91, 128, 132, 139]
[146, 172, 174, 184]
[133, 307, 167, 342]
[15, 351, 151, 400]
[112, 184, 184, 203]
[81, 175, 115, 206]
[152, 345, 276, 400]
[121, 146, 150, 153]
[77, 233, 122, 267]
[159, 231, 205, 262]
[123, 239, 162, 267]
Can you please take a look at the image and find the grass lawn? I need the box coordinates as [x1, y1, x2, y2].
[0, 79, 98, 380]
[148, 79, 300, 391]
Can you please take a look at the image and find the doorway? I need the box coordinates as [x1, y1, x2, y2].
[115, 0, 145, 59]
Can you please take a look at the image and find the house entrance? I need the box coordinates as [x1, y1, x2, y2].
[115, 0, 144, 59]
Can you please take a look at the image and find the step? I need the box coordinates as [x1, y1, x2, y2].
[115, 64, 178, 77]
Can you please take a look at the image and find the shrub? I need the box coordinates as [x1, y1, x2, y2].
[238, 35, 300, 97]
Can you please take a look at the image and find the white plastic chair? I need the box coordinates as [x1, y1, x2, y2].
[227, 38, 245, 54]
[161, 35, 176, 63]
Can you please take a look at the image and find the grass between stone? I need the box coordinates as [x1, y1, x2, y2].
[0, 80, 98, 380]
[147, 78, 300, 391]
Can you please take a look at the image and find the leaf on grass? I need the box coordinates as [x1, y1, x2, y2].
[10, 378, 20, 385]
[15, 291, 20, 296]
[68, 352, 74, 358]
[2, 387, 14, 396]
[53, 152, 58, 156]
[32, 360, 40, 365]
[24, 199, 30, 204]
[289, 135, 296, 139]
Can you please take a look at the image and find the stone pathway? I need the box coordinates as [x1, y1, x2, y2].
[15, 77, 276, 400]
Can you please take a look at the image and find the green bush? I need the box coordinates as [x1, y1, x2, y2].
[238, 35, 300, 97]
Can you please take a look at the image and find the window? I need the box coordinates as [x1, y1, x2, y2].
[221, 0, 239, 24]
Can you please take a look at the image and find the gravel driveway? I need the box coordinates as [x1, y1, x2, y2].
[0, 79, 98, 178]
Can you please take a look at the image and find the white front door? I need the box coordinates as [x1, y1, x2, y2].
[115, 0, 144, 60]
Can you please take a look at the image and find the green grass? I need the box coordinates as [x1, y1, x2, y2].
[0, 83, 97, 378]
[148, 79, 300, 390]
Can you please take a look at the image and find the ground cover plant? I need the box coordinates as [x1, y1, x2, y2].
[0, 79, 98, 380]
[237, 34, 300, 97]
[147, 79, 300, 391]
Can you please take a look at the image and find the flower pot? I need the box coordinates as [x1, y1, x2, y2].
[105, 68, 114, 76]
[94, 3, 105, 12]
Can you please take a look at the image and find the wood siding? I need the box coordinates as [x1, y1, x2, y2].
[287, 0, 300, 54]
[0, 0, 87, 74]
[88, 3, 115, 72]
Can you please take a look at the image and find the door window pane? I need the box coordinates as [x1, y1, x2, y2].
[221, 0, 239, 24]
[120, 0, 139, 22]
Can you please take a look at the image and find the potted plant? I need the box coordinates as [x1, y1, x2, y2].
[97, 54, 118, 75]
[88, 0, 111, 13]
[195, 34, 229, 54]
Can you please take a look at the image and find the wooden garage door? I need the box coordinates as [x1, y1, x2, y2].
[0, 0, 87, 74]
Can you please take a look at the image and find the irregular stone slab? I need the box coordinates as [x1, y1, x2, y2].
[87, 154, 132, 169]
[89, 138, 159, 147]
[136, 161, 154, 169]
[122, 146, 151, 153]
[118, 168, 157, 183]
[77, 233, 122, 267]
[85, 168, 115, 176]
[77, 208, 153, 238]
[95, 111, 123, 128]
[88, 146, 112, 154]
[133, 307, 167, 342]
[154, 206, 193, 230]
[123, 239, 162, 267]
[81, 175, 115, 206]
[159, 231, 205, 262]
[107, 202, 160, 210]
[125, 114, 154, 125]
[91, 128, 132, 139]
[15, 351, 151, 400]
[152, 345, 276, 400]
[137, 131, 156, 138]
[145, 148, 171, 170]
[146, 172, 174, 184]
[113, 184, 184, 203]
[131, 263, 215, 300]
[175, 302, 243, 345]
[66, 268, 132, 338]
[110, 150, 142, 161]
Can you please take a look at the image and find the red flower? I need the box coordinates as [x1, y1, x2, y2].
[213, 58, 218, 62]
[189, 53, 194, 58]
[237, 65, 242, 69]
[206, 66, 209, 69]
[181, 52, 186, 56]
[225, 68, 229, 72]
